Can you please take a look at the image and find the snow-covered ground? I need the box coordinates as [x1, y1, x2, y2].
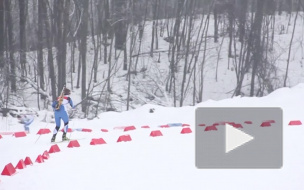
[1, 83, 304, 190]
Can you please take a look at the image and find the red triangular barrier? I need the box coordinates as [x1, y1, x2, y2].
[261, 122, 271, 127]
[244, 121, 252, 124]
[42, 151, 50, 160]
[49, 144, 61, 153]
[67, 140, 80, 148]
[181, 128, 192, 134]
[233, 123, 243, 128]
[182, 124, 190, 127]
[82, 128, 92, 132]
[150, 130, 163, 137]
[204, 125, 218, 131]
[90, 138, 106, 145]
[37, 128, 51, 135]
[101, 129, 108, 132]
[124, 126, 136, 132]
[15, 159, 26, 169]
[24, 157, 33, 165]
[141, 125, 150, 128]
[117, 135, 132, 142]
[35, 155, 44, 163]
[14, 131, 27, 138]
[1, 163, 16, 176]
[289, 120, 302, 125]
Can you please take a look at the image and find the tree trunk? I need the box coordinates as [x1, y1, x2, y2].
[0, 0, 4, 68]
[278, 0, 283, 15]
[37, 0, 45, 93]
[239, 0, 247, 43]
[5, 0, 16, 92]
[198, 15, 210, 102]
[42, 0, 56, 100]
[19, 0, 27, 78]
[150, 0, 158, 57]
[213, 3, 218, 43]
[114, 0, 128, 52]
[55, 0, 69, 91]
[180, 0, 195, 106]
[228, 0, 235, 58]
[102, 0, 110, 65]
[169, 0, 183, 107]
[81, 0, 89, 113]
[90, 0, 99, 83]
[284, 0, 300, 87]
[76, 40, 81, 89]
[250, 0, 264, 96]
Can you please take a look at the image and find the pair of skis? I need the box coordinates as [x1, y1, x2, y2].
[51, 138, 85, 144]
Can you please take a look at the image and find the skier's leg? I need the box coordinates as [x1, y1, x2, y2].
[62, 122, 69, 140]
[51, 114, 61, 142]
[25, 124, 30, 133]
[61, 112, 69, 140]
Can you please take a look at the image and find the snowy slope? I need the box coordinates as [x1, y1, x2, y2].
[1, 84, 304, 190]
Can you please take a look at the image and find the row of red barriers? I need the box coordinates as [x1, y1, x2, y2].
[1, 144, 61, 176]
[200, 120, 303, 131]
[1, 125, 193, 178]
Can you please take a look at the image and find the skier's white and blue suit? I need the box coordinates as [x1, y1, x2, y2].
[52, 96, 74, 135]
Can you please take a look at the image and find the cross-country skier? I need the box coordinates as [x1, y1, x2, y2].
[51, 88, 74, 142]
[17, 114, 34, 133]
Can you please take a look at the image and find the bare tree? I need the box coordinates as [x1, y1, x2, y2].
[5, 0, 16, 92]
[41, 0, 56, 100]
[54, 0, 70, 91]
[180, 0, 195, 106]
[284, 0, 300, 87]
[213, 2, 218, 43]
[168, 0, 184, 107]
[150, 0, 160, 57]
[19, 0, 27, 78]
[37, 0, 45, 93]
[198, 14, 210, 102]
[227, 0, 235, 58]
[0, 0, 4, 69]
[250, 0, 264, 96]
[80, 0, 89, 114]
[238, 0, 248, 43]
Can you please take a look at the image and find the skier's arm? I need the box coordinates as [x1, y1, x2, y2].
[68, 97, 74, 108]
[52, 100, 58, 109]
[22, 116, 34, 125]
[23, 118, 34, 125]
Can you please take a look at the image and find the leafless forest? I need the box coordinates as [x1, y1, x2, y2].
[0, 0, 304, 118]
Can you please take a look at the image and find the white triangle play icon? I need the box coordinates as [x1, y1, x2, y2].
[225, 123, 254, 153]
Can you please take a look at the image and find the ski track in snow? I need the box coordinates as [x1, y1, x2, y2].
[1, 84, 304, 189]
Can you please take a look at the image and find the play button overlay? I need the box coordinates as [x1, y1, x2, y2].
[225, 123, 254, 153]
[195, 107, 283, 169]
